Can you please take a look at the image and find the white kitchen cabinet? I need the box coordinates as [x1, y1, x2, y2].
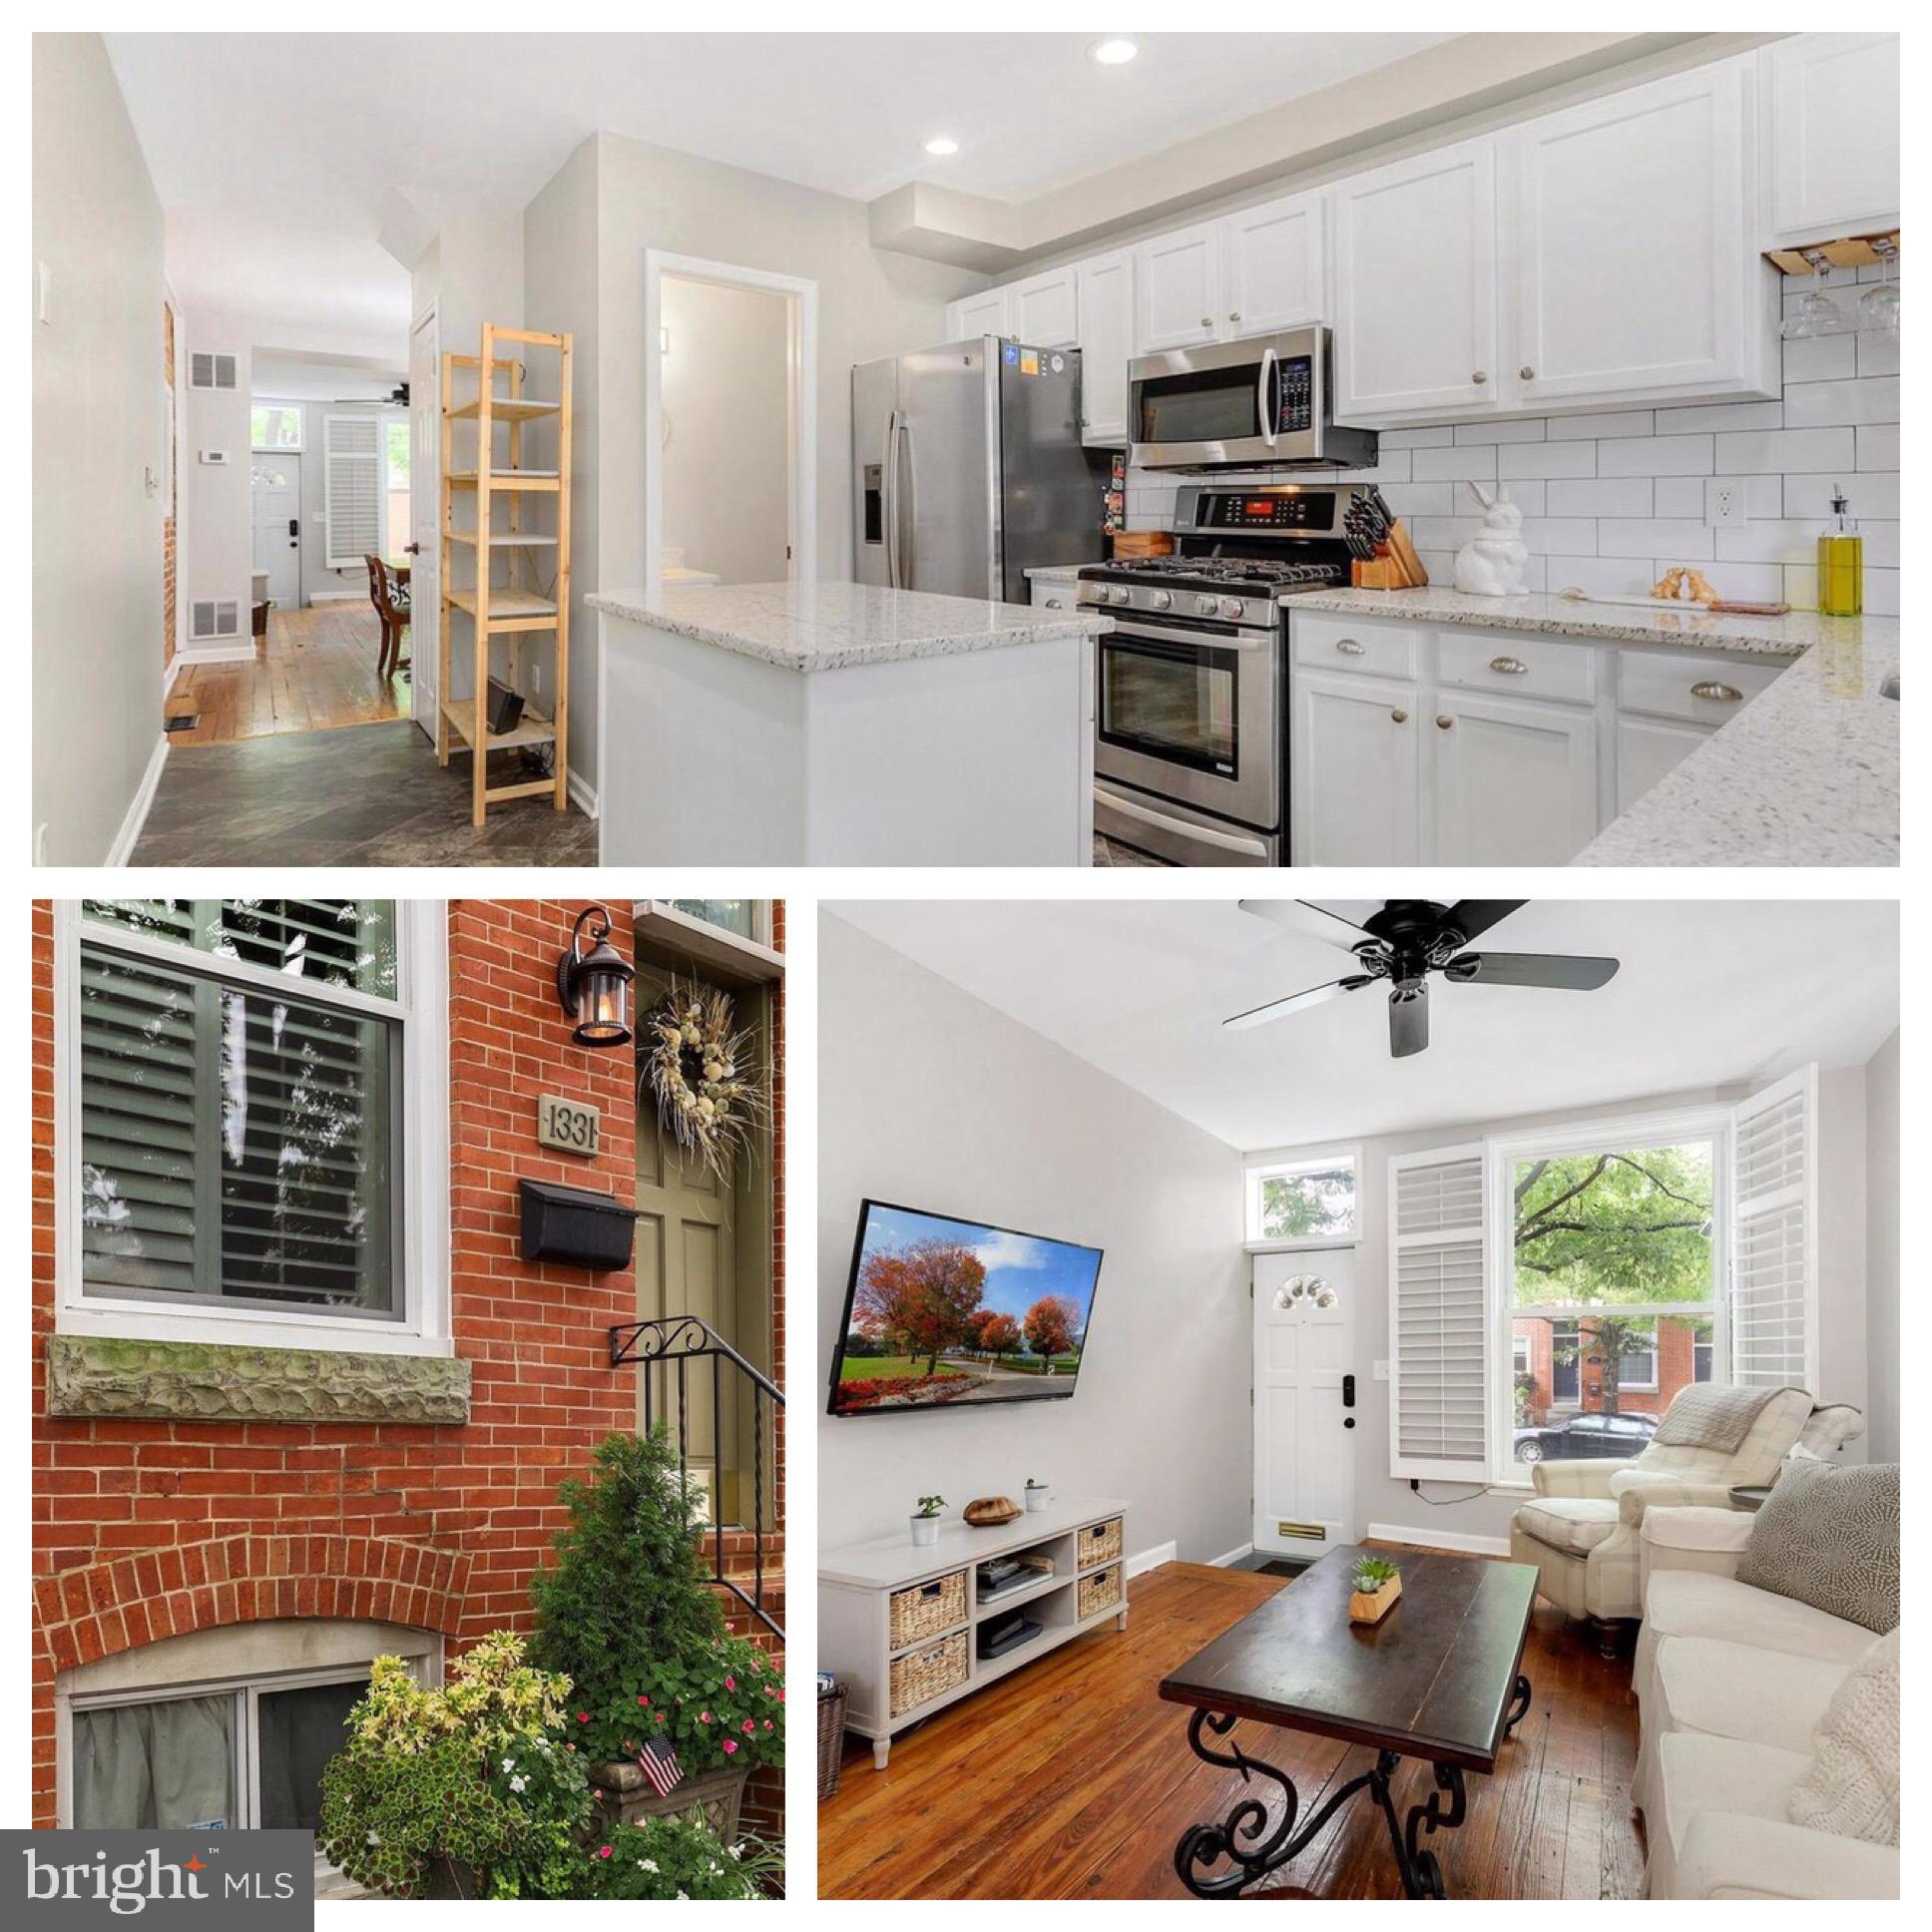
[1075, 251, 1135, 445]
[1332, 139, 1499, 420]
[1009, 266, 1079, 347]
[1761, 33, 1900, 246]
[1136, 223, 1222, 352]
[1029, 575, 1079, 611]
[1289, 672, 1421, 865]
[1510, 59, 1772, 406]
[1427, 690, 1600, 867]
[1220, 192, 1325, 336]
[1616, 714, 1710, 815]
[947, 287, 1011, 340]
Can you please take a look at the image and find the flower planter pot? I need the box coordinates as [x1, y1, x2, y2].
[1348, 1574, 1402, 1626]
[420, 1855, 481, 1900]
[1024, 1488, 1050, 1512]
[910, 1516, 940, 1547]
[592, 1760, 750, 1838]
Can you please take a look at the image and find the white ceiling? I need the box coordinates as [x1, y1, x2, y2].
[829, 900, 1900, 1151]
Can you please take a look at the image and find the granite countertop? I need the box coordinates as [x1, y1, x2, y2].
[1573, 631, 1899, 867]
[589, 581, 1112, 674]
[1282, 585, 1888, 661]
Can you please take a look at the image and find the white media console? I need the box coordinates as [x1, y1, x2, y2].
[818, 1495, 1131, 1769]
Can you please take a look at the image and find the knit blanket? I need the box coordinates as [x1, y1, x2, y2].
[1650, 1382, 1795, 1453]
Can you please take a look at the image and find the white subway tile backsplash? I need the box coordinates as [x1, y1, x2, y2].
[1655, 399, 1784, 433]
[1856, 330, 1898, 378]
[1412, 444, 1498, 482]
[1855, 424, 1898, 470]
[1545, 410, 1656, 441]
[1378, 425, 1455, 449]
[1597, 434, 1715, 476]
[1379, 482, 1455, 519]
[1546, 478, 1654, 518]
[1652, 477, 1705, 520]
[1713, 426, 1856, 473]
[1784, 472, 1897, 519]
[1863, 568, 1899, 617]
[1498, 441, 1598, 480]
[1780, 334, 1858, 382]
[1713, 521, 1825, 564]
[1782, 376, 1899, 428]
[1455, 417, 1546, 444]
[1518, 519, 1599, 556]
[1547, 556, 1659, 597]
[1596, 520, 1716, 560]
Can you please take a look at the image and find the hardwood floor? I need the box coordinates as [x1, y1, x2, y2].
[165, 602, 409, 745]
[817, 1553, 1645, 1901]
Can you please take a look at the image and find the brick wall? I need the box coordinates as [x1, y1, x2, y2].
[1513, 1313, 1703, 1426]
[30, 900, 650, 1826]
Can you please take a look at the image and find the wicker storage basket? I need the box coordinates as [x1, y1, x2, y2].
[1078, 1564, 1123, 1622]
[888, 1569, 966, 1650]
[816, 1684, 850, 1800]
[889, 1630, 968, 1716]
[1078, 1517, 1124, 1568]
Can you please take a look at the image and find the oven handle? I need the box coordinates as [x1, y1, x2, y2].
[1258, 346, 1278, 449]
[1101, 617, 1274, 653]
[1098, 787, 1274, 858]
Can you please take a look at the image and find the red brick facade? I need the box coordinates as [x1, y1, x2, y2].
[1513, 1313, 1704, 1425]
[31, 899, 785, 1839]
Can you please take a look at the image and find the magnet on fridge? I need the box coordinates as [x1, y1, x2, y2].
[1001, 342, 1019, 365]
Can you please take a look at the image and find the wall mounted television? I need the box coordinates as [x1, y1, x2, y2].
[827, 1200, 1104, 1417]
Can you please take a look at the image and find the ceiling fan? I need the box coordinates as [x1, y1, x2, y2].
[1226, 900, 1620, 1059]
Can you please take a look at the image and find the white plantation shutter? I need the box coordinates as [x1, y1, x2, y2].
[1729, 1065, 1817, 1391]
[1388, 1145, 1489, 1481]
[323, 415, 383, 568]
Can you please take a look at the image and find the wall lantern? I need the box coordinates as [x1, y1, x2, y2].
[555, 904, 635, 1048]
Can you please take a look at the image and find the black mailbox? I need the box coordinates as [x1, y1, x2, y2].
[519, 1179, 639, 1272]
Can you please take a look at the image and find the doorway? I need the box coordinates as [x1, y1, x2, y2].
[1251, 1247, 1357, 1561]
[251, 451, 302, 610]
[643, 251, 815, 590]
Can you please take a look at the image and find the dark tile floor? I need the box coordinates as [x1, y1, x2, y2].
[131, 722, 601, 866]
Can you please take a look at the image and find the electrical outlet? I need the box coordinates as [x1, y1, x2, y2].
[1705, 477, 1748, 528]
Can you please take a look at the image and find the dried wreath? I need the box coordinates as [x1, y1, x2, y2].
[641, 980, 766, 1181]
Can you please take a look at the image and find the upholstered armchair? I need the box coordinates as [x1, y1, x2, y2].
[1507, 1388, 1863, 1653]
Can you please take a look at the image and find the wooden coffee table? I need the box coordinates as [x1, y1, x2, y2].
[1158, 1544, 1536, 1898]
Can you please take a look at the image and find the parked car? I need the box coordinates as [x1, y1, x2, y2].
[1513, 1410, 1659, 1463]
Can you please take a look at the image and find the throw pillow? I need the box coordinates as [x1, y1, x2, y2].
[1735, 1458, 1899, 1633]
[1787, 1628, 1900, 1846]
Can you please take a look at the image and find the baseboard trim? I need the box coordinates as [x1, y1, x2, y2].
[567, 766, 599, 819]
[1207, 1541, 1255, 1569]
[175, 643, 257, 666]
[1365, 1521, 1511, 1559]
[1126, 1540, 1176, 1580]
[105, 733, 170, 866]
[162, 654, 182, 698]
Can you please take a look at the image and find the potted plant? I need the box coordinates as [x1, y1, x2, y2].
[910, 1495, 946, 1547]
[1347, 1555, 1403, 1626]
[581, 1814, 785, 1900]
[1024, 1478, 1050, 1512]
[317, 1635, 594, 1899]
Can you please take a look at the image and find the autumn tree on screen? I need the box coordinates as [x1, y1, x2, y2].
[972, 1309, 1022, 1361]
[854, 1239, 987, 1374]
[1023, 1293, 1081, 1362]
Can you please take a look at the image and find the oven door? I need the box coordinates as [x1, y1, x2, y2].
[1095, 615, 1280, 830]
[1128, 329, 1322, 470]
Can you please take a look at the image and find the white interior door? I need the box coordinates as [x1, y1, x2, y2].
[408, 307, 440, 736]
[1252, 1247, 1358, 1559]
[250, 456, 300, 609]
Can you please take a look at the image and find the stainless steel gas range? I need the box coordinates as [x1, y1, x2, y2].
[1083, 482, 1391, 866]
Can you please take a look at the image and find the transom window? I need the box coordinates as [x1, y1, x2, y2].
[249, 404, 303, 452]
[1245, 1148, 1359, 1245]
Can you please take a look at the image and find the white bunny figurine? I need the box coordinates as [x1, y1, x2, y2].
[1452, 483, 1531, 598]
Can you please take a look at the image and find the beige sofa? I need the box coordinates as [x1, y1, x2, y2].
[1506, 1391, 1860, 1651]
[1634, 1506, 1898, 1899]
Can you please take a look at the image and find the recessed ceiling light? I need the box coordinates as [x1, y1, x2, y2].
[1089, 37, 1140, 66]
[923, 137, 960, 157]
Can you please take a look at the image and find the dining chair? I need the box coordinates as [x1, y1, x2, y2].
[365, 556, 412, 682]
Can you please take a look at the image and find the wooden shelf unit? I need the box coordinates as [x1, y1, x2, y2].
[818, 1496, 1130, 1771]
[437, 322, 573, 824]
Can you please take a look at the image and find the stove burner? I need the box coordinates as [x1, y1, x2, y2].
[1083, 556, 1348, 593]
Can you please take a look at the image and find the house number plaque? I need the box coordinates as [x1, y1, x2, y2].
[537, 1094, 602, 1158]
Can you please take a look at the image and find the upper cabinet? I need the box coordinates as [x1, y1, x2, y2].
[1510, 60, 1770, 408]
[1218, 194, 1325, 336]
[1760, 33, 1900, 246]
[1332, 140, 1498, 419]
[1075, 251, 1135, 446]
[948, 287, 1011, 339]
[1136, 223, 1222, 351]
[1008, 266, 1080, 347]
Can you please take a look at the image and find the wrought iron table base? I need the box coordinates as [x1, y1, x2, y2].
[1174, 1684, 1531, 1900]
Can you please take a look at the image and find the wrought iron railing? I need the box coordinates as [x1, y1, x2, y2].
[608, 1315, 783, 1641]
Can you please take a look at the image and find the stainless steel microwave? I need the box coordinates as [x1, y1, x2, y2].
[1127, 325, 1377, 472]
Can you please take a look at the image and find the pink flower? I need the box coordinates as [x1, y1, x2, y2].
[653, 1712, 666, 1724]
[699, 1710, 711, 1723]
[741, 1719, 754, 1734]
[775, 1688, 785, 1702]
[724, 1676, 735, 1691]
[577, 1711, 590, 1723]
[722, 1738, 738, 1754]
[763, 1719, 773, 1731]
[598, 1846, 613, 1860]
[638, 1694, 650, 1706]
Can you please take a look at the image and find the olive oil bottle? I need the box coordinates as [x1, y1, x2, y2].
[1817, 486, 1863, 617]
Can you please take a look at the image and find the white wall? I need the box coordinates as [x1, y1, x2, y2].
[1862, 1029, 1899, 1462]
[32, 32, 168, 863]
[660, 275, 790, 585]
[819, 915, 1250, 1565]
[179, 325, 253, 646]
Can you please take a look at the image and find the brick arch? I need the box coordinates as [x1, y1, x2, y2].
[33, 1534, 470, 1679]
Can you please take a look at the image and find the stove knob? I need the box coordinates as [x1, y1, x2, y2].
[1150, 590, 1173, 612]
[1195, 595, 1218, 617]
[1218, 597, 1244, 620]
[1110, 585, 1131, 607]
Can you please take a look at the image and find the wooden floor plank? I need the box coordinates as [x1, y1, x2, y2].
[817, 1551, 1645, 1901]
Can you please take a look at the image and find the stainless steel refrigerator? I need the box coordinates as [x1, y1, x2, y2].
[853, 337, 1106, 603]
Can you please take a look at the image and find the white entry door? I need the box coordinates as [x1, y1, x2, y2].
[407, 306, 440, 737]
[1252, 1247, 1357, 1559]
[251, 456, 300, 608]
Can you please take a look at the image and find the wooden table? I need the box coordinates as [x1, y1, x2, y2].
[1158, 1544, 1536, 1898]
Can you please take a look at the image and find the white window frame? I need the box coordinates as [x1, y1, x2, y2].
[54, 901, 451, 1357]
[1614, 1320, 1660, 1392]
[249, 400, 304, 452]
[1511, 1331, 1531, 1376]
[1485, 1104, 1729, 1482]
[1693, 1331, 1715, 1383]
[1243, 1143, 1363, 1251]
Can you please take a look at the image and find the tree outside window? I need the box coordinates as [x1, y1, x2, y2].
[1247, 1152, 1357, 1243]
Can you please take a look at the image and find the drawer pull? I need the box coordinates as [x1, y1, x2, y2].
[1390, 709, 1409, 724]
[1436, 716, 1454, 729]
[1044, 596, 1063, 609]
[1519, 365, 1536, 381]
[1488, 655, 1529, 675]
[1472, 370, 1488, 384]
[1690, 681, 1743, 703]
[1335, 638, 1366, 656]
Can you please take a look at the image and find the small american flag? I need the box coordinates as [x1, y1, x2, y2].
[637, 1736, 684, 1797]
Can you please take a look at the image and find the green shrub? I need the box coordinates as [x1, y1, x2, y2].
[581, 1814, 783, 1900]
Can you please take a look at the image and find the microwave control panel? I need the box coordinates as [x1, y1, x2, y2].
[1273, 354, 1314, 435]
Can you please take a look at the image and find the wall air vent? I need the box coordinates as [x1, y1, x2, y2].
[189, 351, 239, 390]
[189, 599, 241, 641]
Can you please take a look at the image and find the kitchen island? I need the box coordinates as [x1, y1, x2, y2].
[590, 581, 1111, 864]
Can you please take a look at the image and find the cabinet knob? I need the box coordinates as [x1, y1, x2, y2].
[1229, 311, 1241, 322]
[1489, 655, 1529, 675]
[1044, 597, 1063, 609]
[1436, 716, 1454, 729]
[1519, 365, 1536, 380]
[1472, 370, 1488, 384]
[1336, 638, 1366, 656]
[1390, 709, 1409, 724]
[1201, 316, 1212, 328]
[1690, 681, 1743, 703]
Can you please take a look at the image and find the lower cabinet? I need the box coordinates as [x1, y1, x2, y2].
[1615, 714, 1712, 815]
[1290, 672, 1421, 865]
[1430, 691, 1599, 866]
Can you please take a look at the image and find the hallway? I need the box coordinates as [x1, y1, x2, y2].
[165, 602, 409, 744]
